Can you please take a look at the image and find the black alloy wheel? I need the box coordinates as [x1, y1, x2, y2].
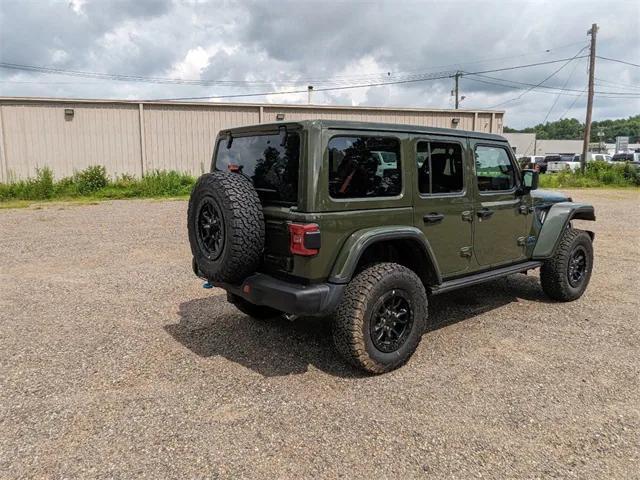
[567, 245, 587, 288]
[370, 289, 414, 353]
[197, 197, 225, 260]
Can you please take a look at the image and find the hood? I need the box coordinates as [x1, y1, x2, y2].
[531, 189, 571, 208]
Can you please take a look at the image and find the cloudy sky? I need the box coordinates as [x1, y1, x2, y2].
[1, 0, 638, 128]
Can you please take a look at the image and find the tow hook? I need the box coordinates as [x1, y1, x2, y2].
[282, 313, 298, 322]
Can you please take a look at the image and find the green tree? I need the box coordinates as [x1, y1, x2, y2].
[505, 115, 640, 142]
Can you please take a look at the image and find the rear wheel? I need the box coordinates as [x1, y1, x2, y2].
[332, 263, 428, 374]
[540, 228, 593, 301]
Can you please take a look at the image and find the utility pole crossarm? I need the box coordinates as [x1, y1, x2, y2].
[582, 23, 598, 173]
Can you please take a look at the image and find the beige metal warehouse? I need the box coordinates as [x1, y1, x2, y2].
[0, 97, 505, 181]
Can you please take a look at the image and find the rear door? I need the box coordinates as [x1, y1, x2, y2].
[471, 141, 528, 267]
[412, 135, 474, 277]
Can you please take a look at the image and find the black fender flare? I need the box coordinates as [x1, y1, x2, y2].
[532, 202, 595, 259]
[328, 226, 442, 285]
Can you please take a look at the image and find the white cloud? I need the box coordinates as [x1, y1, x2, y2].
[0, 0, 638, 128]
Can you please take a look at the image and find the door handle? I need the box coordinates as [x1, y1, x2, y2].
[477, 208, 494, 220]
[423, 213, 445, 224]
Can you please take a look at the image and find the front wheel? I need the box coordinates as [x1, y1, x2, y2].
[332, 263, 428, 374]
[540, 228, 593, 301]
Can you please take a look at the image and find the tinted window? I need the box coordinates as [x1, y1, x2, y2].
[215, 133, 300, 205]
[612, 153, 633, 161]
[475, 145, 517, 191]
[328, 136, 401, 198]
[417, 141, 464, 194]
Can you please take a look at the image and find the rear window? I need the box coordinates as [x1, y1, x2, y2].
[612, 153, 633, 162]
[215, 132, 300, 205]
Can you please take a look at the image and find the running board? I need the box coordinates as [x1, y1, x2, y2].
[430, 261, 543, 295]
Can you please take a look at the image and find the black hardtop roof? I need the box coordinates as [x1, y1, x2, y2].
[220, 119, 507, 142]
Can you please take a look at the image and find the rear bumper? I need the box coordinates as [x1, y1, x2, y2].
[214, 273, 345, 317]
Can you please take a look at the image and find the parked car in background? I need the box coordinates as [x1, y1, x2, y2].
[547, 152, 611, 173]
[612, 152, 640, 163]
[519, 155, 547, 172]
[539, 155, 565, 173]
[592, 153, 613, 162]
[547, 153, 612, 173]
[518, 155, 544, 169]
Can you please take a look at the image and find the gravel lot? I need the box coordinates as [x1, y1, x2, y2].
[1, 189, 639, 479]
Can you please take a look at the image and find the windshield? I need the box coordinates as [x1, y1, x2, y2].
[215, 132, 300, 205]
[612, 153, 633, 161]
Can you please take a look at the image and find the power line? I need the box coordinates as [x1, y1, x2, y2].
[596, 55, 640, 68]
[485, 46, 588, 108]
[0, 54, 590, 92]
[542, 56, 585, 123]
[594, 77, 640, 90]
[151, 71, 459, 101]
[465, 72, 640, 96]
[0, 41, 590, 87]
[152, 56, 601, 102]
[463, 75, 582, 97]
[558, 90, 586, 119]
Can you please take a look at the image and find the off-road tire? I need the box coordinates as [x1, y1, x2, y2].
[227, 293, 282, 320]
[188, 172, 264, 285]
[332, 263, 428, 374]
[540, 228, 593, 302]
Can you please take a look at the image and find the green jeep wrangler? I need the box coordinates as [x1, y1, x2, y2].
[188, 120, 595, 374]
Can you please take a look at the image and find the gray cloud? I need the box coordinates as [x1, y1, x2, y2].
[0, 0, 638, 128]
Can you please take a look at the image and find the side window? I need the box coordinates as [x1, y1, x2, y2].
[475, 145, 517, 192]
[416, 141, 464, 194]
[328, 136, 401, 198]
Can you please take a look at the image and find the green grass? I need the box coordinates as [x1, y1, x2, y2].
[0, 167, 196, 206]
[2, 162, 638, 209]
[538, 161, 640, 189]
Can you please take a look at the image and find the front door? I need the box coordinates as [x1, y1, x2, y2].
[472, 142, 528, 267]
[412, 136, 474, 277]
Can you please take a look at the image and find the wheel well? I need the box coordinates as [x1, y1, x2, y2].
[354, 239, 438, 287]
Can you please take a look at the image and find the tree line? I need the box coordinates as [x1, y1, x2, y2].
[504, 115, 640, 143]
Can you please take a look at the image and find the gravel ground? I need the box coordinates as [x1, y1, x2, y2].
[1, 189, 639, 479]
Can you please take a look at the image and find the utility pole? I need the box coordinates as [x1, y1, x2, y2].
[454, 72, 461, 109]
[581, 23, 598, 173]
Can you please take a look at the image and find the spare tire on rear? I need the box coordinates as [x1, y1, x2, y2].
[188, 171, 265, 284]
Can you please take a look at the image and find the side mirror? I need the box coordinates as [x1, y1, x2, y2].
[520, 169, 539, 193]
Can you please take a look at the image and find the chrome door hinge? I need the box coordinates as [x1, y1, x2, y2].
[460, 246, 473, 257]
[517, 236, 526, 246]
[461, 210, 473, 222]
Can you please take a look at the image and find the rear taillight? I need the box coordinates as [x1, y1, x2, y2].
[288, 223, 321, 256]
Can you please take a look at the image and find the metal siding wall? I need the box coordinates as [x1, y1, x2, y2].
[262, 107, 480, 132]
[0, 100, 504, 180]
[1, 102, 141, 179]
[477, 113, 493, 133]
[0, 106, 7, 182]
[143, 104, 260, 175]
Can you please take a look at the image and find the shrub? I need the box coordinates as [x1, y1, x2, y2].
[30, 167, 55, 199]
[134, 170, 196, 197]
[539, 161, 640, 188]
[74, 165, 108, 194]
